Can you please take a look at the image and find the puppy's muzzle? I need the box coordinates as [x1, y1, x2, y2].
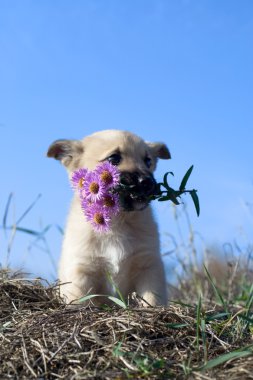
[120, 172, 156, 196]
[118, 172, 157, 211]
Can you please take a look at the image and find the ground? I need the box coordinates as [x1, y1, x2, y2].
[1, 269, 253, 379]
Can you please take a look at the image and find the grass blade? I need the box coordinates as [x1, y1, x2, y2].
[196, 294, 202, 350]
[201, 318, 208, 363]
[239, 315, 253, 324]
[14, 226, 41, 236]
[16, 194, 42, 226]
[107, 296, 127, 309]
[2, 224, 52, 237]
[204, 265, 227, 311]
[78, 294, 103, 303]
[245, 283, 253, 315]
[2, 193, 13, 231]
[170, 300, 195, 308]
[112, 341, 124, 357]
[106, 272, 126, 306]
[196, 346, 253, 371]
[206, 312, 231, 322]
[78, 294, 127, 308]
[166, 323, 189, 329]
[56, 224, 64, 235]
[0, 321, 12, 332]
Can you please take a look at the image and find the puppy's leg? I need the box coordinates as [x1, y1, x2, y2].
[59, 266, 110, 305]
[133, 257, 168, 306]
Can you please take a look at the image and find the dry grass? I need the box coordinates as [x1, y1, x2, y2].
[1, 269, 253, 380]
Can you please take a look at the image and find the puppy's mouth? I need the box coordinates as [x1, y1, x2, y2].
[115, 172, 158, 212]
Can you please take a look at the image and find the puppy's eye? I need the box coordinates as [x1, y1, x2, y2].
[107, 153, 121, 166]
[144, 156, 152, 168]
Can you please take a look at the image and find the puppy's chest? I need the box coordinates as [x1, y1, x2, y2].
[100, 237, 132, 273]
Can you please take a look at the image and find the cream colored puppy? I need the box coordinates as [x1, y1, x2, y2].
[47, 130, 170, 306]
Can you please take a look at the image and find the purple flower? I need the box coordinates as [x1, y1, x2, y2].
[71, 162, 121, 233]
[85, 203, 111, 233]
[71, 168, 88, 190]
[83, 172, 106, 202]
[81, 197, 93, 211]
[99, 193, 120, 216]
[95, 162, 120, 188]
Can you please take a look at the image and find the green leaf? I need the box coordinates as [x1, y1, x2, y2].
[157, 189, 180, 205]
[162, 171, 174, 190]
[167, 188, 181, 205]
[157, 196, 171, 202]
[106, 272, 126, 306]
[190, 190, 200, 216]
[107, 296, 127, 309]
[196, 346, 253, 371]
[78, 294, 102, 303]
[179, 165, 194, 191]
[78, 293, 127, 308]
[152, 358, 165, 369]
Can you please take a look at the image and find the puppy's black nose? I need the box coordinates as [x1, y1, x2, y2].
[119, 172, 157, 197]
[138, 175, 156, 195]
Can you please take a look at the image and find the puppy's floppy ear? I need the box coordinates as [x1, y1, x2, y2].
[147, 142, 171, 159]
[47, 139, 84, 168]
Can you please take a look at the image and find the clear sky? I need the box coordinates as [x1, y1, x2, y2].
[0, 1, 253, 281]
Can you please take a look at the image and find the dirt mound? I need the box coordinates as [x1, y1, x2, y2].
[1, 270, 252, 379]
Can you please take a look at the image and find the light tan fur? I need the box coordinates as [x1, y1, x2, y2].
[47, 130, 170, 306]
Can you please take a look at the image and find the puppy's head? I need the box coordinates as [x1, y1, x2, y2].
[47, 130, 170, 211]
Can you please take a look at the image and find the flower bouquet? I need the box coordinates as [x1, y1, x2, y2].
[71, 162, 199, 233]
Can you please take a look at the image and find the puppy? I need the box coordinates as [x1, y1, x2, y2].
[47, 130, 170, 306]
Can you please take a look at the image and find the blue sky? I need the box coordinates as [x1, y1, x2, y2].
[0, 1, 253, 280]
